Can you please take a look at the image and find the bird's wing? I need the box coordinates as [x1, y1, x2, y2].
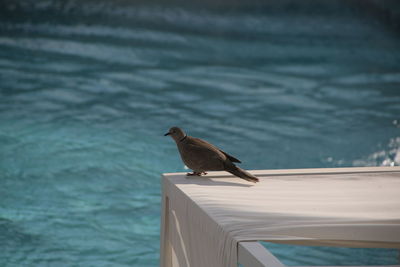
[188, 137, 241, 163]
[218, 149, 241, 163]
[181, 137, 226, 171]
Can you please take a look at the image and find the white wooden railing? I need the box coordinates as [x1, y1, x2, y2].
[238, 241, 400, 267]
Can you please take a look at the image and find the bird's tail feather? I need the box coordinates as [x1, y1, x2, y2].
[227, 166, 259, 183]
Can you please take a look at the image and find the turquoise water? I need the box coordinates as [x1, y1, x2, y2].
[1, 1, 400, 266]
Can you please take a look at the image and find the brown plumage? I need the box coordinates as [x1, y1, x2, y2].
[164, 127, 259, 183]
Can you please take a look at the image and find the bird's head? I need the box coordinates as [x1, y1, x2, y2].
[164, 126, 186, 142]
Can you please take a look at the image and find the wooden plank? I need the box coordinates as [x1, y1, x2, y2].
[160, 178, 171, 267]
[164, 166, 400, 178]
[238, 241, 285, 267]
[238, 242, 400, 267]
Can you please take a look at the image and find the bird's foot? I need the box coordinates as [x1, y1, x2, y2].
[187, 172, 202, 176]
[202, 172, 208, 175]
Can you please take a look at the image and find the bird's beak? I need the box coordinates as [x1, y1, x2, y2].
[164, 132, 171, 136]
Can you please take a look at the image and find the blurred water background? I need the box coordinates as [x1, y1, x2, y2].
[1, 0, 400, 266]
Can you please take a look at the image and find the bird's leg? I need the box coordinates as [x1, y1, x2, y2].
[187, 172, 202, 176]
[202, 172, 208, 175]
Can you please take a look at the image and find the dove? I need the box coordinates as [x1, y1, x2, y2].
[164, 126, 259, 183]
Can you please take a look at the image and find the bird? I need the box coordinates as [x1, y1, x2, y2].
[164, 126, 259, 183]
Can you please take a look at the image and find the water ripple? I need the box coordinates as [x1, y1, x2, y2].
[1, 1, 399, 266]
